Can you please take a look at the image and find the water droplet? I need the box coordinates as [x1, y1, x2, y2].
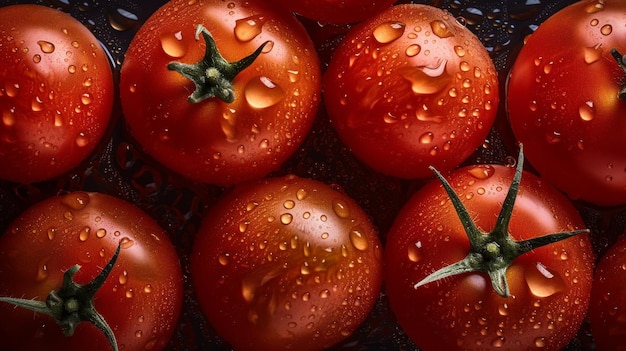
[119, 270, 129, 284]
[96, 228, 107, 238]
[280, 213, 293, 225]
[79, 226, 91, 241]
[407, 241, 422, 262]
[244, 76, 285, 108]
[585, 0, 606, 14]
[238, 221, 249, 233]
[143, 285, 152, 293]
[75, 133, 90, 147]
[545, 131, 561, 144]
[373, 21, 406, 44]
[332, 200, 350, 219]
[234, 15, 267, 42]
[399, 59, 451, 95]
[430, 19, 454, 38]
[283, 200, 295, 209]
[61, 192, 90, 211]
[579, 101, 595, 121]
[405, 44, 421, 57]
[419, 132, 434, 144]
[349, 227, 368, 251]
[467, 165, 495, 180]
[36, 259, 49, 281]
[160, 31, 187, 58]
[534, 337, 547, 348]
[525, 262, 566, 297]
[296, 188, 308, 200]
[600, 24, 612, 35]
[120, 237, 135, 249]
[454, 45, 466, 57]
[491, 337, 505, 348]
[37, 40, 55, 53]
[584, 44, 603, 64]
[33, 54, 41, 63]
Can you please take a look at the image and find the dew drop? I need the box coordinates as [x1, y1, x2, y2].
[61, 192, 90, 210]
[467, 165, 495, 180]
[75, 133, 90, 147]
[534, 337, 547, 348]
[244, 76, 285, 109]
[96, 228, 107, 238]
[120, 237, 135, 249]
[36, 261, 49, 282]
[160, 31, 186, 58]
[419, 132, 434, 144]
[373, 21, 406, 44]
[407, 241, 422, 262]
[37, 40, 55, 53]
[600, 24, 612, 35]
[119, 270, 129, 284]
[545, 131, 561, 144]
[234, 15, 266, 42]
[296, 188, 308, 200]
[47, 227, 57, 240]
[405, 44, 421, 57]
[430, 19, 454, 38]
[399, 59, 451, 95]
[332, 200, 350, 219]
[33, 54, 41, 63]
[79, 226, 91, 241]
[454, 45, 466, 57]
[283, 200, 296, 210]
[578, 101, 595, 121]
[583, 44, 603, 64]
[280, 213, 293, 225]
[349, 227, 368, 251]
[525, 262, 566, 297]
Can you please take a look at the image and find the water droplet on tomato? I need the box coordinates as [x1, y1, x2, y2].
[584, 0, 606, 14]
[244, 76, 285, 109]
[119, 270, 129, 284]
[600, 24, 612, 36]
[332, 200, 350, 219]
[234, 15, 267, 42]
[583, 44, 603, 64]
[96, 228, 107, 238]
[419, 132, 434, 144]
[160, 31, 187, 58]
[280, 213, 293, 225]
[75, 132, 90, 147]
[405, 44, 421, 57]
[4, 82, 19, 97]
[349, 227, 368, 251]
[218, 254, 230, 266]
[120, 237, 135, 249]
[79, 226, 91, 241]
[545, 131, 561, 144]
[525, 262, 566, 297]
[430, 19, 454, 38]
[238, 221, 249, 233]
[36, 259, 49, 282]
[491, 337, 505, 348]
[498, 303, 509, 316]
[399, 59, 451, 95]
[37, 40, 55, 53]
[579, 101, 595, 121]
[534, 337, 547, 348]
[407, 241, 423, 262]
[283, 200, 295, 209]
[33, 54, 41, 63]
[61, 192, 90, 210]
[296, 188, 308, 200]
[454, 45, 466, 57]
[467, 165, 495, 180]
[373, 21, 406, 44]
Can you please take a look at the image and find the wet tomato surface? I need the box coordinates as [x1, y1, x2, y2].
[0, 0, 624, 351]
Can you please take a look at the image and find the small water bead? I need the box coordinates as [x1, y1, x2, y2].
[234, 15, 267, 42]
[430, 19, 454, 38]
[79, 226, 91, 241]
[332, 200, 350, 219]
[579, 101, 595, 121]
[373, 21, 406, 44]
[349, 227, 368, 251]
[37, 40, 55, 53]
[160, 31, 186, 58]
[405, 44, 421, 57]
[244, 76, 285, 109]
[600, 24, 613, 36]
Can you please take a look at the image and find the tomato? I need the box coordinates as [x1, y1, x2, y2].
[265, 0, 397, 24]
[589, 231, 626, 351]
[190, 175, 383, 351]
[120, 0, 321, 186]
[0, 4, 114, 184]
[0, 191, 183, 351]
[384, 148, 594, 351]
[323, 4, 499, 179]
[507, 0, 626, 207]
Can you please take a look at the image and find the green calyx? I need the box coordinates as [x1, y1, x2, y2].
[167, 24, 270, 104]
[0, 243, 122, 351]
[414, 145, 588, 297]
[611, 48, 626, 100]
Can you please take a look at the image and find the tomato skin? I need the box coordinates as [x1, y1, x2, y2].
[0, 192, 183, 351]
[507, 0, 626, 206]
[323, 4, 499, 179]
[120, 0, 321, 186]
[190, 175, 383, 351]
[0, 5, 114, 184]
[265, 0, 398, 24]
[589, 232, 626, 351]
[384, 164, 594, 351]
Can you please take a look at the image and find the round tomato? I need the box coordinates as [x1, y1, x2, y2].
[0, 4, 114, 184]
[120, 0, 321, 186]
[265, 0, 397, 24]
[589, 231, 626, 351]
[323, 4, 499, 179]
[0, 191, 183, 351]
[190, 175, 383, 351]
[507, 0, 626, 207]
[384, 148, 594, 351]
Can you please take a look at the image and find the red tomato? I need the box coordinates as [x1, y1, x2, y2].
[0, 5, 114, 184]
[384, 150, 594, 351]
[120, 0, 321, 186]
[507, 0, 626, 206]
[0, 192, 183, 351]
[190, 175, 383, 351]
[265, 0, 398, 24]
[589, 232, 626, 351]
[323, 4, 499, 179]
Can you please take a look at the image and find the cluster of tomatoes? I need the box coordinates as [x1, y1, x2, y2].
[0, 0, 625, 350]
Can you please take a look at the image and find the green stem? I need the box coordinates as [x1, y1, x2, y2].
[610, 48, 626, 100]
[168, 24, 270, 103]
[0, 242, 122, 351]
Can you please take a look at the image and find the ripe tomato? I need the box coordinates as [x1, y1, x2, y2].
[265, 0, 398, 24]
[190, 175, 383, 351]
[120, 0, 321, 186]
[589, 231, 626, 351]
[0, 4, 114, 184]
[507, 0, 626, 207]
[323, 4, 499, 179]
[384, 149, 594, 351]
[0, 191, 183, 351]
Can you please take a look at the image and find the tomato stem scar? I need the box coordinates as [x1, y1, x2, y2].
[167, 24, 270, 103]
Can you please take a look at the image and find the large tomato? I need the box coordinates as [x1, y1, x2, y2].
[323, 4, 499, 179]
[507, 0, 626, 206]
[265, 0, 398, 24]
[384, 148, 594, 351]
[0, 192, 183, 351]
[191, 175, 383, 351]
[0, 4, 114, 184]
[120, 0, 321, 186]
[589, 231, 626, 351]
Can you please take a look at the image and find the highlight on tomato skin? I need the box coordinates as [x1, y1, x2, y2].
[323, 4, 499, 180]
[120, 0, 322, 187]
[0, 191, 184, 351]
[190, 174, 383, 351]
[0, 4, 115, 184]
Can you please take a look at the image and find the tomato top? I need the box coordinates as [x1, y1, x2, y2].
[507, 0, 626, 206]
[265, 0, 398, 24]
[120, 0, 321, 186]
[0, 4, 114, 184]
